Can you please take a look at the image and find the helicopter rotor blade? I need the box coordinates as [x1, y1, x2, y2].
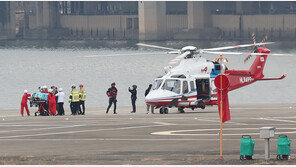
[204, 51, 293, 56]
[167, 51, 181, 54]
[251, 32, 257, 44]
[136, 43, 179, 51]
[261, 34, 268, 43]
[203, 42, 274, 51]
[244, 32, 257, 63]
[244, 55, 253, 63]
[76, 52, 165, 58]
[168, 51, 191, 65]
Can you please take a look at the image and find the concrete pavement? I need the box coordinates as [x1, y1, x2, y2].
[0, 103, 296, 165]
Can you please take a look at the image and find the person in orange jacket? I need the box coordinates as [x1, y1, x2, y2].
[47, 89, 56, 115]
[21, 90, 31, 116]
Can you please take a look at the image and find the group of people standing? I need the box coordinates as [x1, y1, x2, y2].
[105, 82, 138, 114]
[105, 82, 154, 114]
[21, 82, 154, 116]
[20, 84, 86, 116]
[40, 85, 67, 116]
[69, 84, 86, 115]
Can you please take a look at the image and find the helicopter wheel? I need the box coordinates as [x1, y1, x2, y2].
[159, 108, 164, 114]
[178, 107, 185, 113]
[163, 108, 168, 114]
[198, 100, 206, 109]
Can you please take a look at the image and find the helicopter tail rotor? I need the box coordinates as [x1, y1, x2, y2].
[244, 32, 257, 63]
[244, 33, 269, 64]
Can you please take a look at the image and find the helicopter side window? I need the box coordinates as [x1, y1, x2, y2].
[152, 79, 163, 90]
[162, 79, 181, 94]
[183, 81, 189, 94]
[190, 81, 195, 92]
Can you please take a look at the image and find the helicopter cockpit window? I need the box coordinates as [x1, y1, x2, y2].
[152, 79, 163, 90]
[162, 79, 181, 94]
[183, 81, 189, 94]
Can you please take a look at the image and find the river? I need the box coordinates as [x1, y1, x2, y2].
[0, 40, 295, 110]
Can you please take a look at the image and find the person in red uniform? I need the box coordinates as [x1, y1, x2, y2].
[44, 86, 49, 93]
[47, 89, 56, 115]
[21, 90, 31, 116]
[41, 86, 49, 93]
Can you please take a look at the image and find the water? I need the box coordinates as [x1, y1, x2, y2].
[0, 40, 295, 110]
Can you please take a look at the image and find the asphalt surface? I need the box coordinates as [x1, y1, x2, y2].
[1, 103, 296, 165]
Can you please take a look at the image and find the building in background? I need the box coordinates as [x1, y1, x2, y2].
[0, 1, 296, 41]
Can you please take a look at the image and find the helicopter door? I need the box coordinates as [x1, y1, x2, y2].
[182, 81, 189, 94]
[196, 78, 210, 100]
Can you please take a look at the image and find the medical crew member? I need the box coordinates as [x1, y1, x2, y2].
[79, 84, 86, 115]
[69, 85, 80, 115]
[56, 88, 65, 115]
[106, 82, 117, 114]
[47, 89, 57, 115]
[20, 90, 31, 116]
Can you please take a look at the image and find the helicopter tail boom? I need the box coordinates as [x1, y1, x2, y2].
[224, 47, 271, 91]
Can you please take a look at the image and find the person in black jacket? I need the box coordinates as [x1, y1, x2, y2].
[106, 83, 118, 114]
[128, 85, 137, 113]
[145, 84, 154, 114]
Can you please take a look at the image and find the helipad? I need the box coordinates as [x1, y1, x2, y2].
[0, 103, 295, 165]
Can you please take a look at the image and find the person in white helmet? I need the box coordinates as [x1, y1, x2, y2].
[56, 88, 65, 115]
[20, 90, 31, 116]
[42, 86, 48, 93]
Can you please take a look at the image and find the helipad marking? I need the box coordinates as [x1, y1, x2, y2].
[0, 122, 147, 134]
[272, 116, 296, 119]
[0, 124, 85, 133]
[229, 107, 290, 110]
[0, 124, 167, 139]
[197, 119, 248, 125]
[151, 128, 296, 136]
[153, 122, 175, 125]
[0, 124, 61, 127]
[257, 118, 296, 123]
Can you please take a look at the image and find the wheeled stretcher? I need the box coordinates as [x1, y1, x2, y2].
[30, 92, 50, 116]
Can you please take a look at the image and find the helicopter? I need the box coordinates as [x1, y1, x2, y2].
[139, 36, 290, 114]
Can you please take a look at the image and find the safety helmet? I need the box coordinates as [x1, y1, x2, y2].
[24, 90, 28, 93]
[71, 84, 76, 89]
[79, 84, 83, 87]
[44, 86, 47, 89]
[48, 89, 53, 93]
[58, 88, 63, 92]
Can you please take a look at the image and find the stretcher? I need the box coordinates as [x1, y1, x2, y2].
[29, 92, 50, 116]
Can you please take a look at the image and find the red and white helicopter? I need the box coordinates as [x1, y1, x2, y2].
[139, 36, 290, 114]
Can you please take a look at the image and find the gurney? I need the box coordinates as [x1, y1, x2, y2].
[30, 92, 49, 116]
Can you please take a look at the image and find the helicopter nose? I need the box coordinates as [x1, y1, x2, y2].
[145, 90, 159, 102]
[145, 89, 179, 106]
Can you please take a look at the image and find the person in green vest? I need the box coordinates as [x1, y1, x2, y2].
[79, 84, 86, 115]
[69, 84, 80, 115]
